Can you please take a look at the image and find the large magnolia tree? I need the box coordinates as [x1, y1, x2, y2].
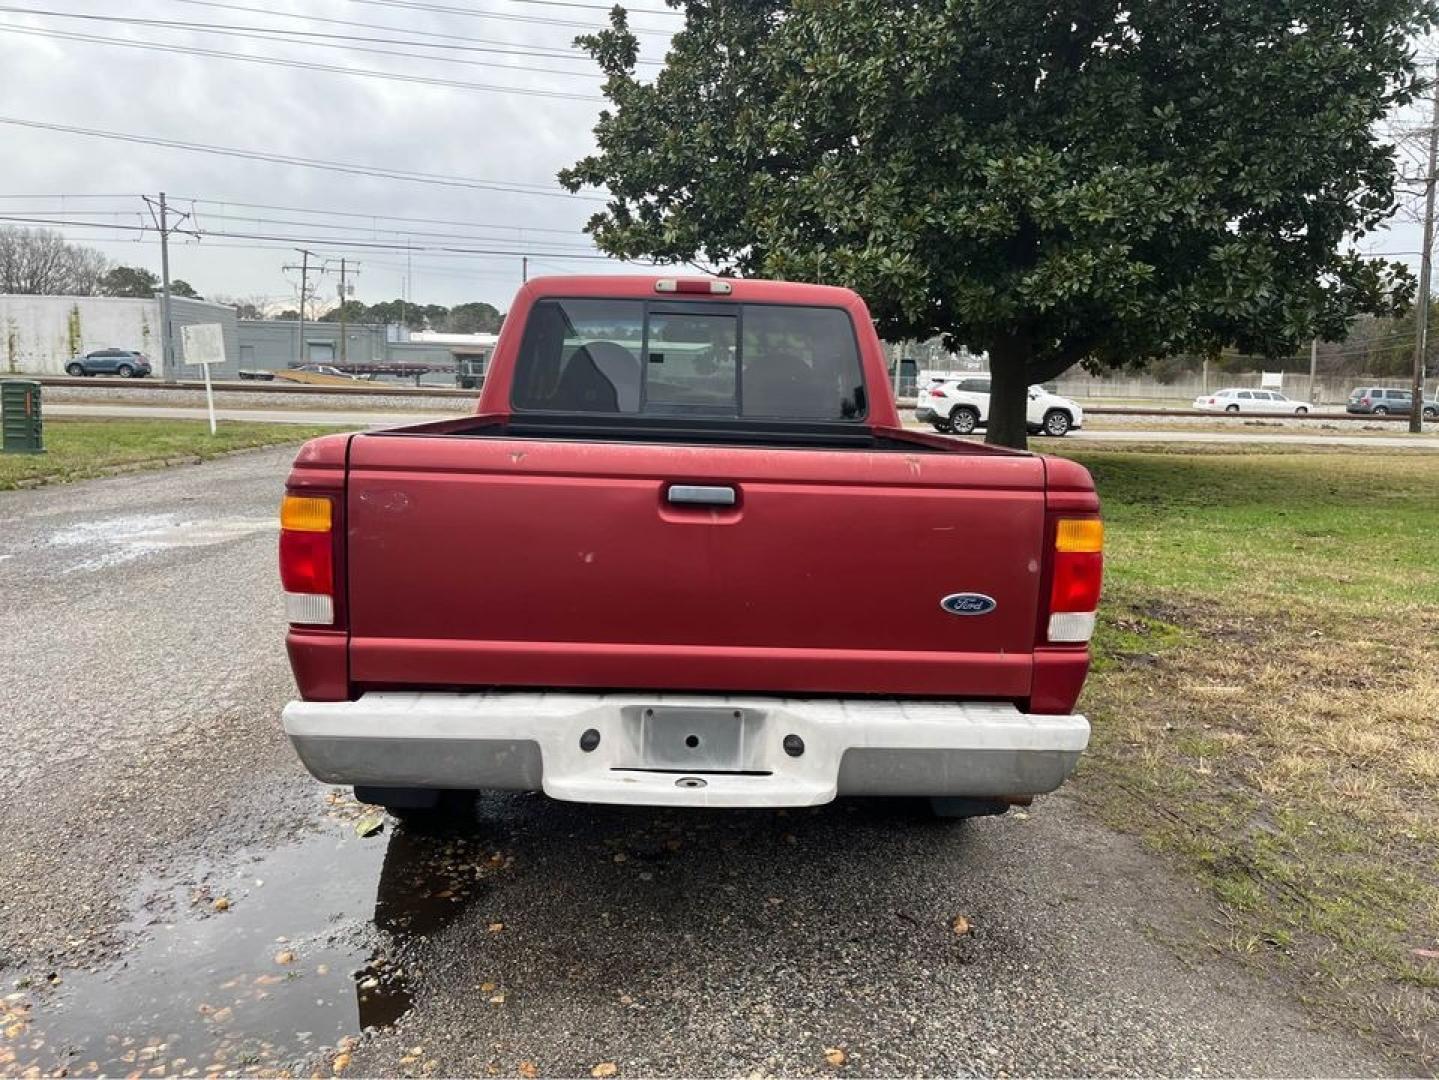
[561, 0, 1434, 446]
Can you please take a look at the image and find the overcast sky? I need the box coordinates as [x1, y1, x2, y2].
[0, 3, 1429, 316]
[0, 0, 685, 312]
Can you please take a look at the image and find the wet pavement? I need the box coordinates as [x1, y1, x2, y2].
[0, 448, 1408, 1077]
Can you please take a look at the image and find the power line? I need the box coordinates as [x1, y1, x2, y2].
[0, 7, 608, 77]
[348, 0, 676, 36]
[161, 0, 662, 65]
[0, 24, 604, 100]
[174, 196, 586, 236]
[0, 117, 605, 200]
[0, 213, 623, 259]
[456, 0, 677, 14]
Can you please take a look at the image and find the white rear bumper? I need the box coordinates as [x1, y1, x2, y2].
[282, 692, 1090, 808]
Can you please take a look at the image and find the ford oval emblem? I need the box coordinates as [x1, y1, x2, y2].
[940, 592, 997, 616]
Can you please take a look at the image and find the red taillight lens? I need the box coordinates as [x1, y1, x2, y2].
[1051, 550, 1104, 613]
[280, 494, 334, 625]
[929, 388, 946, 398]
[279, 528, 332, 595]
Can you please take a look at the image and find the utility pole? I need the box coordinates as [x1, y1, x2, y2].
[1308, 338, 1319, 404]
[335, 257, 358, 365]
[142, 193, 191, 383]
[522, 255, 528, 283]
[283, 249, 317, 368]
[1411, 58, 1439, 434]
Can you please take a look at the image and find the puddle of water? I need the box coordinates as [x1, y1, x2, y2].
[1, 816, 503, 1077]
[47, 513, 276, 574]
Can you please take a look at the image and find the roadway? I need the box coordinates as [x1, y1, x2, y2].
[48, 400, 1439, 450]
[0, 450, 1394, 1077]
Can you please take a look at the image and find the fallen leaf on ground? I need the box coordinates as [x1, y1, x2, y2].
[355, 815, 384, 838]
[951, 915, 972, 937]
[487, 922, 505, 933]
[332, 1052, 351, 1074]
[590, 1064, 618, 1079]
[518, 1061, 538, 1078]
[488, 993, 506, 1005]
[480, 982, 497, 993]
[274, 951, 296, 966]
[823, 1048, 846, 1067]
[212, 898, 230, 913]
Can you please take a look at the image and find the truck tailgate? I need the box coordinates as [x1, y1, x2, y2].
[345, 433, 1048, 698]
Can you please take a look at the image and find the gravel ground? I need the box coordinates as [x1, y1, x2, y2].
[0, 451, 1402, 1077]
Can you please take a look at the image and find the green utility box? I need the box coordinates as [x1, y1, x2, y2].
[1, 380, 44, 454]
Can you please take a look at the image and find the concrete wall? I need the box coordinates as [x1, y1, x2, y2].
[1050, 371, 1426, 406]
[0, 294, 238, 378]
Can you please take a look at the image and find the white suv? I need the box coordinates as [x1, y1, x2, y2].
[915, 376, 1084, 437]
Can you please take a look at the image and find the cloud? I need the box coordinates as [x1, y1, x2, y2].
[0, 0, 677, 309]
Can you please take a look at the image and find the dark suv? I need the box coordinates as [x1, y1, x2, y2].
[66, 349, 152, 378]
[1347, 386, 1437, 417]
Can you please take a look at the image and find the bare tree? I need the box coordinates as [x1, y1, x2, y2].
[0, 227, 110, 295]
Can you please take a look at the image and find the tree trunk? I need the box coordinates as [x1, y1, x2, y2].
[985, 332, 1031, 450]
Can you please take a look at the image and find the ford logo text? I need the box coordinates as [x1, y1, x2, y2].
[940, 592, 997, 616]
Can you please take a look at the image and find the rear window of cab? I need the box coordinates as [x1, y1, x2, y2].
[510, 298, 867, 421]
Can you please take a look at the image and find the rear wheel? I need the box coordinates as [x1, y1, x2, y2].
[1295, 406, 1309, 415]
[355, 786, 476, 827]
[1225, 404, 1240, 413]
[65, 362, 85, 377]
[1373, 405, 1389, 415]
[928, 797, 1010, 819]
[949, 405, 980, 435]
[1042, 409, 1072, 437]
[1425, 407, 1438, 421]
[117, 364, 135, 378]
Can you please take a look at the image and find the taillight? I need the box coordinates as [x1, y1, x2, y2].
[1048, 518, 1103, 643]
[1362, 396, 1371, 405]
[280, 494, 335, 626]
[929, 388, 947, 398]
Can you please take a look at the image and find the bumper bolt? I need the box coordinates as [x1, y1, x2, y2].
[783, 733, 805, 758]
[579, 728, 601, 752]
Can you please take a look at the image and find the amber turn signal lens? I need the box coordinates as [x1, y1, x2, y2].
[1055, 518, 1103, 553]
[280, 494, 332, 533]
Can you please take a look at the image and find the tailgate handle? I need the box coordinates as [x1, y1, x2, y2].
[667, 484, 737, 507]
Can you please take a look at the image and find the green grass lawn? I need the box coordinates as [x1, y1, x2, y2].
[1058, 445, 1439, 1068]
[0, 418, 340, 490]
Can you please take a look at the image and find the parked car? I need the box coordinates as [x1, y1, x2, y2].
[65, 349, 152, 378]
[1192, 388, 1310, 414]
[1347, 386, 1436, 418]
[278, 276, 1101, 822]
[916, 375, 1084, 436]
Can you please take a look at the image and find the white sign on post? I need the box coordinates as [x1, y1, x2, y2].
[181, 323, 226, 435]
[1260, 371, 1284, 389]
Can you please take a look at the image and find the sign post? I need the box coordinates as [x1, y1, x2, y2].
[181, 323, 227, 435]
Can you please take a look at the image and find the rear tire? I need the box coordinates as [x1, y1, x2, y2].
[355, 786, 475, 827]
[1373, 405, 1389, 415]
[1042, 409, 1072, 437]
[1295, 406, 1309, 415]
[928, 797, 1010, 819]
[117, 364, 135, 378]
[949, 406, 980, 435]
[1225, 404, 1240, 413]
[66, 362, 85, 377]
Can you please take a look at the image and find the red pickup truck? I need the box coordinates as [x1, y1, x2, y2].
[279, 276, 1101, 819]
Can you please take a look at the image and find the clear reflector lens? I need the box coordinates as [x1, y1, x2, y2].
[285, 592, 334, 626]
[1048, 611, 1096, 643]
